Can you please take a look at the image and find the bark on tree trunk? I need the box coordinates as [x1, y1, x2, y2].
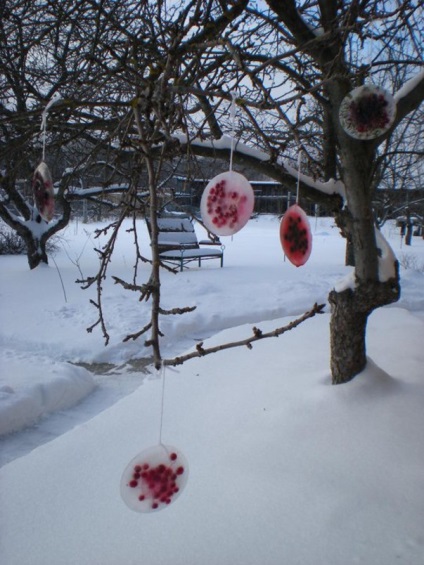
[23, 213, 49, 269]
[345, 239, 355, 267]
[405, 209, 413, 246]
[328, 272, 400, 384]
[5, 215, 50, 270]
[329, 289, 368, 383]
[27, 237, 49, 269]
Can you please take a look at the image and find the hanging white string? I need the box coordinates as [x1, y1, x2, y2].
[40, 93, 61, 162]
[41, 111, 48, 163]
[296, 150, 302, 204]
[158, 363, 167, 446]
[229, 91, 237, 172]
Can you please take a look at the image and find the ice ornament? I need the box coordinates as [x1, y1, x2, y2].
[200, 171, 254, 236]
[279, 204, 312, 267]
[120, 444, 188, 513]
[339, 84, 396, 140]
[32, 162, 55, 222]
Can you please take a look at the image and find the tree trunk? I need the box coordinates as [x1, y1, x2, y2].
[328, 273, 400, 384]
[329, 289, 368, 383]
[145, 154, 163, 370]
[405, 209, 413, 246]
[0, 174, 72, 270]
[26, 236, 49, 269]
[345, 239, 355, 267]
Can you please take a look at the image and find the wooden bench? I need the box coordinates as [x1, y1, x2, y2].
[146, 215, 224, 271]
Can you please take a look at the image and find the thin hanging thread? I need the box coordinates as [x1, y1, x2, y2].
[229, 91, 237, 172]
[41, 110, 48, 162]
[296, 150, 301, 204]
[158, 363, 167, 446]
[40, 93, 61, 162]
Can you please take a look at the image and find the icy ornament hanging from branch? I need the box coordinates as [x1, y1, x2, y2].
[339, 84, 396, 140]
[280, 204, 312, 267]
[200, 171, 254, 236]
[32, 162, 55, 222]
[120, 444, 189, 513]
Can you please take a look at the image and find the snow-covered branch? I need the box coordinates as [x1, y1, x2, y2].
[391, 69, 424, 130]
[374, 228, 397, 282]
[394, 69, 424, 103]
[177, 134, 346, 202]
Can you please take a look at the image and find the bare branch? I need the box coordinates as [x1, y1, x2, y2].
[163, 303, 325, 367]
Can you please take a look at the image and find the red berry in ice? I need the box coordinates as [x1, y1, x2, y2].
[129, 480, 138, 488]
[176, 466, 184, 475]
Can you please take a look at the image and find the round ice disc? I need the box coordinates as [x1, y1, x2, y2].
[32, 162, 55, 222]
[120, 444, 189, 513]
[279, 204, 312, 267]
[339, 84, 396, 140]
[200, 171, 254, 236]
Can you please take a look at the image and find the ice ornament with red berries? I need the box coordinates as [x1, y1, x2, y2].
[279, 204, 312, 267]
[32, 162, 55, 222]
[120, 445, 189, 513]
[339, 84, 396, 140]
[200, 171, 255, 236]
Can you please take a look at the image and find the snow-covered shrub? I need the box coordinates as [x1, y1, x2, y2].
[0, 222, 26, 255]
[0, 221, 59, 256]
[399, 252, 424, 273]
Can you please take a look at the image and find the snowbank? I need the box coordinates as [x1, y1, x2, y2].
[0, 358, 95, 435]
[0, 308, 423, 565]
[0, 215, 423, 564]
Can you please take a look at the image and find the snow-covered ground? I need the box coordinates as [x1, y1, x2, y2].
[1, 215, 423, 565]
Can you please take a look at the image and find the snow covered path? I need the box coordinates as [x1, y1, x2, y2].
[1, 216, 423, 464]
[1, 216, 424, 564]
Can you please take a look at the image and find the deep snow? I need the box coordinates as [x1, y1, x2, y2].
[0, 215, 423, 565]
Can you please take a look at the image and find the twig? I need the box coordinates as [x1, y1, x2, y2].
[123, 321, 152, 342]
[159, 305, 197, 315]
[163, 303, 325, 367]
[51, 255, 68, 303]
[112, 275, 148, 293]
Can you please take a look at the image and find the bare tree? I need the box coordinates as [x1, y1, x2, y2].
[0, 0, 137, 267]
[76, 0, 251, 369]
[2, 1, 423, 385]
[172, 1, 424, 383]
